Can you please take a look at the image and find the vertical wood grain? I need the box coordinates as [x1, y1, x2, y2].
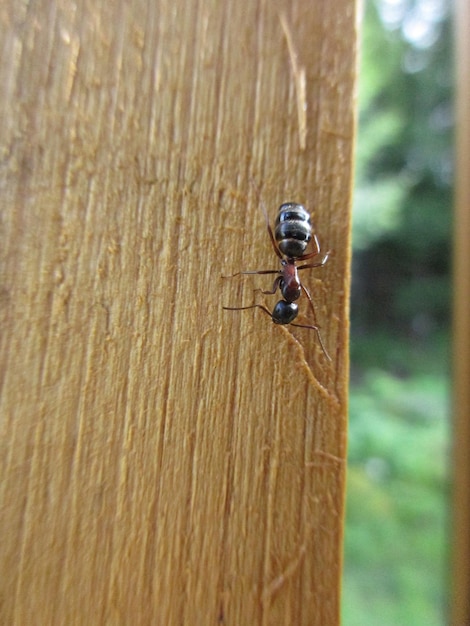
[0, 1, 357, 624]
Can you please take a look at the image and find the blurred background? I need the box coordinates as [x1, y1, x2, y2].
[342, 1, 452, 624]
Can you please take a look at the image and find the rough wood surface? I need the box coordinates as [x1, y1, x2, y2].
[452, 0, 470, 623]
[0, 1, 357, 624]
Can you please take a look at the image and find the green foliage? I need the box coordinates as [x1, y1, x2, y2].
[344, 368, 449, 626]
[344, 0, 452, 623]
[350, 328, 450, 377]
[352, 0, 453, 335]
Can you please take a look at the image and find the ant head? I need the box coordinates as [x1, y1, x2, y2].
[272, 300, 299, 325]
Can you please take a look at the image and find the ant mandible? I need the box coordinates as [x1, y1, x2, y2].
[223, 202, 331, 361]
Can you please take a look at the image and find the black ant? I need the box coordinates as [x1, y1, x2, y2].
[223, 202, 331, 360]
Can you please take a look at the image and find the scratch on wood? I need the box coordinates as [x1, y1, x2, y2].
[305, 449, 345, 468]
[261, 544, 306, 606]
[281, 326, 340, 408]
[280, 14, 307, 150]
[321, 127, 353, 141]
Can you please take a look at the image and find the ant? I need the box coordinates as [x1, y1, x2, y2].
[223, 202, 331, 360]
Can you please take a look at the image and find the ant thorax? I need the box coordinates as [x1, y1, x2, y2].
[279, 260, 301, 302]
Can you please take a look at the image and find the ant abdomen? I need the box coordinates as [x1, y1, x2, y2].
[274, 203, 312, 258]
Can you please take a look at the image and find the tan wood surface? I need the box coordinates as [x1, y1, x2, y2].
[0, 1, 356, 624]
[452, 0, 470, 623]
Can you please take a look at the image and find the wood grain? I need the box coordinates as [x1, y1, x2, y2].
[0, 1, 357, 624]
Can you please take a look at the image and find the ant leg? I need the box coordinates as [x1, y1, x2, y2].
[228, 269, 279, 277]
[254, 276, 282, 296]
[222, 269, 279, 279]
[300, 282, 320, 327]
[263, 210, 283, 260]
[250, 177, 283, 260]
[223, 303, 273, 319]
[296, 283, 331, 361]
[297, 250, 331, 271]
[296, 233, 321, 261]
[291, 321, 331, 361]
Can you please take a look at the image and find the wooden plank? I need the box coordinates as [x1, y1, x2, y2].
[452, 0, 470, 623]
[0, 1, 356, 624]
